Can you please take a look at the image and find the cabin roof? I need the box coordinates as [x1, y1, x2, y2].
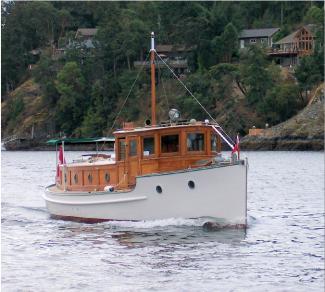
[46, 137, 115, 145]
[239, 27, 280, 39]
[114, 123, 219, 136]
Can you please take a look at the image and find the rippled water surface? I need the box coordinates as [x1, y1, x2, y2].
[2, 151, 324, 291]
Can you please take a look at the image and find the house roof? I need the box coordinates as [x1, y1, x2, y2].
[274, 31, 297, 45]
[156, 45, 194, 52]
[239, 28, 280, 39]
[275, 25, 316, 45]
[76, 28, 98, 37]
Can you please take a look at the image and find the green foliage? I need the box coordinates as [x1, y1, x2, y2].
[259, 83, 301, 124]
[240, 46, 271, 104]
[7, 96, 25, 122]
[304, 5, 324, 25]
[55, 62, 87, 135]
[32, 55, 60, 105]
[2, 1, 324, 136]
[295, 56, 323, 97]
[175, 72, 212, 120]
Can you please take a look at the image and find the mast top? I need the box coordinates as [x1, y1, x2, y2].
[150, 31, 155, 52]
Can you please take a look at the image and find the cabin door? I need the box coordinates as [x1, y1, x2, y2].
[127, 136, 139, 187]
[117, 138, 129, 188]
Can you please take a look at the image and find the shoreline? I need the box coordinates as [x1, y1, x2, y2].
[2, 137, 323, 151]
[240, 136, 324, 151]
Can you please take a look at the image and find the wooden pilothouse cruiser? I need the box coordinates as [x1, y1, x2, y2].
[44, 32, 248, 225]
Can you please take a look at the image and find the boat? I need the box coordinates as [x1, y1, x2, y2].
[43, 32, 248, 225]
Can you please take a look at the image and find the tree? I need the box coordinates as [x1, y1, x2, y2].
[295, 56, 323, 101]
[32, 55, 60, 105]
[81, 76, 119, 136]
[260, 83, 301, 124]
[55, 62, 87, 135]
[240, 46, 271, 104]
[221, 23, 238, 63]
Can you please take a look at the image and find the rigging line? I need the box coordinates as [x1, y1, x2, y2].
[156, 56, 170, 110]
[98, 52, 150, 153]
[155, 51, 235, 145]
[107, 52, 150, 136]
[154, 51, 217, 124]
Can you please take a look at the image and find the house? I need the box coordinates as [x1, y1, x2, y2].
[239, 28, 280, 49]
[74, 28, 98, 49]
[53, 28, 98, 59]
[268, 25, 316, 67]
[75, 28, 98, 40]
[134, 44, 194, 76]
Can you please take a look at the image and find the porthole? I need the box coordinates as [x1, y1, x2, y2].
[74, 174, 78, 184]
[156, 185, 162, 194]
[88, 174, 93, 183]
[105, 172, 110, 183]
[188, 180, 195, 189]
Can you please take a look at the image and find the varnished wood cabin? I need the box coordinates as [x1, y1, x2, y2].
[58, 123, 222, 192]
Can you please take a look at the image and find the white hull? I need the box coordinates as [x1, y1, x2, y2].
[44, 162, 247, 224]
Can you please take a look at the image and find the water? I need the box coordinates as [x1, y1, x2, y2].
[2, 151, 324, 291]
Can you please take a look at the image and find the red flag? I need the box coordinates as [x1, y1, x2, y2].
[56, 145, 66, 181]
[232, 134, 240, 159]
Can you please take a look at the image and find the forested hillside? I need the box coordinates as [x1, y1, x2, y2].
[1, 1, 324, 138]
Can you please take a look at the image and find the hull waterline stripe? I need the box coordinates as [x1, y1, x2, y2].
[42, 194, 147, 205]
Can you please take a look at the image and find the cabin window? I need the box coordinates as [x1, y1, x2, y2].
[187, 133, 205, 151]
[129, 139, 137, 156]
[88, 173, 93, 183]
[105, 172, 110, 183]
[211, 134, 217, 152]
[161, 134, 179, 153]
[74, 174, 78, 184]
[143, 137, 155, 156]
[118, 139, 126, 160]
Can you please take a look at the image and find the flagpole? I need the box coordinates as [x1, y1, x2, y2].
[55, 143, 58, 184]
[62, 141, 66, 191]
[237, 133, 240, 160]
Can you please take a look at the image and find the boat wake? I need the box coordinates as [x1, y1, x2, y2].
[105, 217, 207, 229]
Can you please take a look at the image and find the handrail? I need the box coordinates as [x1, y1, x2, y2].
[211, 125, 234, 150]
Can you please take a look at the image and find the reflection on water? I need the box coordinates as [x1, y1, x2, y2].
[54, 222, 247, 248]
[2, 151, 324, 292]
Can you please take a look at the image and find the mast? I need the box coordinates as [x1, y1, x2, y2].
[150, 32, 156, 126]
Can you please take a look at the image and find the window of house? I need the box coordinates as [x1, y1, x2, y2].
[211, 134, 217, 152]
[187, 133, 205, 151]
[118, 139, 126, 160]
[129, 139, 137, 156]
[143, 137, 155, 156]
[250, 38, 256, 43]
[161, 134, 179, 153]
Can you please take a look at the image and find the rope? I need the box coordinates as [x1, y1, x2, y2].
[97, 52, 150, 154]
[155, 51, 217, 124]
[107, 52, 150, 136]
[155, 51, 235, 146]
[156, 59, 170, 110]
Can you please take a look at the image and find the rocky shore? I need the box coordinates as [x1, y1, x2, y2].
[241, 98, 324, 151]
